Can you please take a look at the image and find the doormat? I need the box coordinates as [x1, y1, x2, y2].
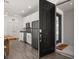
[56, 43, 68, 50]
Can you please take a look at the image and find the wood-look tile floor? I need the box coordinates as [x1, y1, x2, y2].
[8, 40, 72, 59]
[8, 40, 38, 59]
[40, 52, 72, 59]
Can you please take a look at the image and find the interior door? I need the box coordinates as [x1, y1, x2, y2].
[39, 0, 56, 57]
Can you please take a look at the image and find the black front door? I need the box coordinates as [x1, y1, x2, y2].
[39, 0, 56, 57]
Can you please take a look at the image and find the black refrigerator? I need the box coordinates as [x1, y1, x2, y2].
[32, 20, 39, 50]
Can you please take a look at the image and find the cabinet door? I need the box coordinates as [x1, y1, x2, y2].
[27, 33, 32, 44]
[19, 33, 24, 41]
[39, 0, 56, 57]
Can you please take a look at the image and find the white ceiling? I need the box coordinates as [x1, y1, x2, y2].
[4, 0, 39, 17]
[57, 0, 74, 12]
[47, 0, 74, 12]
[4, 0, 74, 17]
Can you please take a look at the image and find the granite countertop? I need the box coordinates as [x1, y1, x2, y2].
[20, 28, 32, 33]
[20, 28, 39, 33]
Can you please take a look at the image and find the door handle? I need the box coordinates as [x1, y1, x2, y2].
[40, 34, 42, 37]
[40, 39, 42, 42]
[40, 34, 43, 42]
[40, 29, 42, 33]
[39, 33, 46, 42]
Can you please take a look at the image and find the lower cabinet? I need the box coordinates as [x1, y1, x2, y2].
[26, 33, 32, 45]
[19, 33, 24, 41]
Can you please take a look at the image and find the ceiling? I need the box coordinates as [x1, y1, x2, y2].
[4, 0, 39, 17]
[4, 0, 74, 17]
[47, 0, 74, 12]
[57, 0, 74, 12]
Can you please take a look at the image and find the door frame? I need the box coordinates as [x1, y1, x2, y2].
[56, 13, 63, 44]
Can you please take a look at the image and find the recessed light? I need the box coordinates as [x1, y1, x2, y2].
[70, 3, 72, 5]
[28, 6, 31, 9]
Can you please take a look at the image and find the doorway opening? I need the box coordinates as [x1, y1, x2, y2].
[56, 13, 62, 44]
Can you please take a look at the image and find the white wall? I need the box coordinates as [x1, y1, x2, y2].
[4, 15, 23, 38]
[64, 9, 74, 46]
[56, 8, 74, 46]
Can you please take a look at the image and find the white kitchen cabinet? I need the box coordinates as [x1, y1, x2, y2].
[19, 33, 24, 41]
[26, 33, 32, 44]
